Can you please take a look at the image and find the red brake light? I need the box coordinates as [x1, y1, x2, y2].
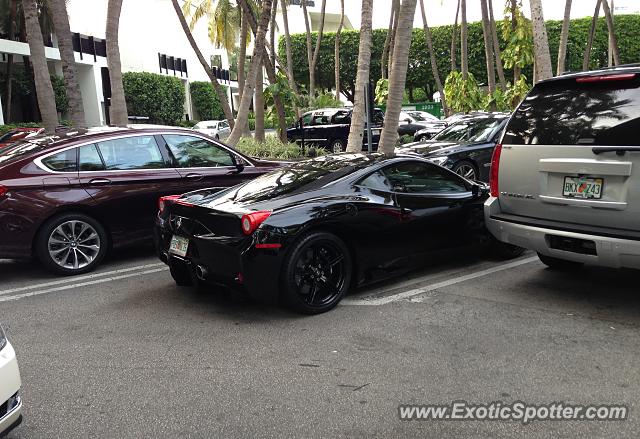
[576, 73, 636, 83]
[158, 194, 181, 213]
[241, 210, 272, 235]
[0, 185, 7, 197]
[489, 143, 502, 197]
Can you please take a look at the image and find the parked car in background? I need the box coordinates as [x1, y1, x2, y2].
[193, 120, 231, 140]
[486, 66, 640, 270]
[0, 127, 44, 148]
[286, 108, 384, 153]
[398, 114, 509, 181]
[398, 110, 446, 139]
[0, 127, 284, 275]
[155, 153, 522, 314]
[0, 325, 22, 437]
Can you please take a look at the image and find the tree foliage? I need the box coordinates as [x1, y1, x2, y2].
[190, 81, 225, 121]
[279, 15, 640, 101]
[50, 74, 68, 114]
[122, 72, 185, 124]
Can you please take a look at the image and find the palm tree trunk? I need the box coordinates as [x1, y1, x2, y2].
[418, 0, 447, 114]
[388, 0, 400, 76]
[255, 55, 265, 142]
[381, 0, 399, 79]
[583, 0, 601, 71]
[50, 0, 86, 127]
[3, 0, 17, 123]
[510, 0, 521, 81]
[335, 0, 345, 101]
[479, 0, 496, 95]
[301, 0, 314, 96]
[557, 0, 572, 75]
[601, 0, 620, 65]
[309, 0, 327, 99]
[450, 0, 460, 73]
[227, 0, 273, 147]
[238, 7, 247, 103]
[346, 0, 373, 153]
[487, 0, 506, 90]
[460, 0, 468, 80]
[171, 0, 234, 129]
[105, 0, 128, 127]
[280, 0, 298, 95]
[530, 0, 553, 82]
[269, 0, 277, 66]
[21, 0, 58, 132]
[378, 0, 418, 154]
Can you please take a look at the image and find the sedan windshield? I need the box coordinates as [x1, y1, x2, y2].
[433, 118, 504, 143]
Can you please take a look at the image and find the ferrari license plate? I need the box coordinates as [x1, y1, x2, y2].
[169, 235, 189, 257]
[562, 177, 603, 199]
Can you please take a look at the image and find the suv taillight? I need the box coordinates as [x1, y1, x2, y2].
[241, 211, 272, 235]
[0, 185, 7, 197]
[489, 144, 502, 197]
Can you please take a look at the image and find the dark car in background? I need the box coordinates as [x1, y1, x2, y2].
[286, 108, 385, 153]
[0, 127, 284, 275]
[398, 111, 447, 139]
[398, 113, 509, 182]
[155, 154, 523, 314]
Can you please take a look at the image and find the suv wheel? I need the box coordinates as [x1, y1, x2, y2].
[36, 213, 108, 275]
[330, 139, 345, 153]
[538, 253, 583, 270]
[281, 232, 352, 314]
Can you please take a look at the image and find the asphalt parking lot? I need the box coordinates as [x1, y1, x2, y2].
[1, 247, 639, 438]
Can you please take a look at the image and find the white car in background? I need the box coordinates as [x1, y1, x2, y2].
[193, 120, 231, 140]
[0, 326, 22, 437]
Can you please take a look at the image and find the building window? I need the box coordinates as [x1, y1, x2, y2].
[158, 53, 188, 77]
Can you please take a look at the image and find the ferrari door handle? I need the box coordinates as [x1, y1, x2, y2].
[184, 173, 204, 181]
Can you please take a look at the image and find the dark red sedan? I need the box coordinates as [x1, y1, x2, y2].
[0, 127, 284, 275]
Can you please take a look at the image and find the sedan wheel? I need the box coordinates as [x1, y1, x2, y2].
[331, 139, 345, 153]
[36, 213, 108, 275]
[453, 161, 478, 181]
[282, 232, 351, 314]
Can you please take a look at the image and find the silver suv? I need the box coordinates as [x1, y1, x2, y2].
[485, 66, 640, 269]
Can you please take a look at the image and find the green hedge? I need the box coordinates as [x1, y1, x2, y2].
[123, 72, 185, 124]
[190, 81, 224, 121]
[279, 15, 640, 99]
[50, 75, 68, 114]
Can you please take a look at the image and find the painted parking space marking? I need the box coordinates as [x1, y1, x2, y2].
[0, 267, 169, 303]
[0, 262, 165, 297]
[342, 256, 539, 306]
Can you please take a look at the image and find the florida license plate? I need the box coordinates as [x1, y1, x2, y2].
[563, 177, 603, 199]
[169, 235, 189, 257]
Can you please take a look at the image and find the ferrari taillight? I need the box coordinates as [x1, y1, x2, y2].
[158, 195, 181, 213]
[241, 211, 272, 235]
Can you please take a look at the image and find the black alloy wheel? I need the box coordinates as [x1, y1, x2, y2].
[452, 160, 478, 181]
[281, 232, 352, 314]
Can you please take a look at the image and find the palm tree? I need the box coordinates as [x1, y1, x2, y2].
[601, 0, 620, 65]
[226, 0, 273, 146]
[302, 0, 327, 98]
[280, 0, 298, 95]
[557, 0, 572, 75]
[479, 0, 496, 95]
[3, 0, 18, 122]
[255, 54, 265, 142]
[378, 0, 417, 154]
[21, 0, 58, 132]
[346, 0, 373, 153]
[334, 0, 345, 101]
[583, 0, 601, 71]
[50, 0, 85, 127]
[460, 0, 468, 80]
[418, 0, 447, 114]
[529, 0, 553, 81]
[450, 0, 460, 72]
[105, 0, 128, 126]
[381, 0, 399, 79]
[487, 0, 506, 90]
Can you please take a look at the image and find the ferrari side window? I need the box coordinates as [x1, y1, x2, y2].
[383, 161, 468, 194]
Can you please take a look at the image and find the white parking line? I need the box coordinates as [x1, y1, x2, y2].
[0, 267, 169, 303]
[342, 256, 539, 306]
[0, 262, 165, 297]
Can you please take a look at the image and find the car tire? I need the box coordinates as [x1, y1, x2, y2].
[537, 253, 583, 270]
[330, 139, 345, 153]
[452, 160, 478, 181]
[35, 213, 108, 275]
[281, 232, 352, 314]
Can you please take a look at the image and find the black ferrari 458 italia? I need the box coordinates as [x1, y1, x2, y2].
[155, 154, 522, 314]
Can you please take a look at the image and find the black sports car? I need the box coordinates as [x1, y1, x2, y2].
[397, 114, 509, 182]
[155, 154, 522, 314]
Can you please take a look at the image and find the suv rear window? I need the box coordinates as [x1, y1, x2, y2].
[503, 74, 640, 146]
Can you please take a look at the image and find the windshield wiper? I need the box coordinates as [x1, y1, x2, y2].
[592, 146, 640, 156]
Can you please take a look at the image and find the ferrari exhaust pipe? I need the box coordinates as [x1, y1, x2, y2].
[195, 265, 208, 281]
